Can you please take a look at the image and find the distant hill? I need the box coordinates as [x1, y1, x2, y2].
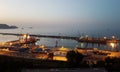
[0, 24, 18, 29]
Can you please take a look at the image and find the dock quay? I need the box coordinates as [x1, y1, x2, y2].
[0, 32, 120, 45]
[0, 33, 120, 72]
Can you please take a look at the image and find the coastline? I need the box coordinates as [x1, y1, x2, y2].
[0, 24, 18, 29]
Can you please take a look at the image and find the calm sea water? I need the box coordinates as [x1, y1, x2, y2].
[0, 25, 119, 50]
[0, 25, 79, 48]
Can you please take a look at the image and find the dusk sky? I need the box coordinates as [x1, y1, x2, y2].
[0, 0, 120, 31]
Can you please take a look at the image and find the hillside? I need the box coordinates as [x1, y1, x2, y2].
[0, 24, 18, 29]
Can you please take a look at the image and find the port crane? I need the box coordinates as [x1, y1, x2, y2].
[0, 32, 120, 48]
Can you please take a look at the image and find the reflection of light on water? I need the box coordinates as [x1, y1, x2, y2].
[80, 43, 84, 48]
[38, 38, 78, 48]
[110, 43, 116, 48]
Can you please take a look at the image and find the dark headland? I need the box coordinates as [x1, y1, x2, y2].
[0, 24, 18, 29]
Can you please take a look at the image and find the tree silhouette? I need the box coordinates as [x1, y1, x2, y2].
[66, 50, 84, 67]
[48, 52, 54, 60]
[105, 57, 120, 71]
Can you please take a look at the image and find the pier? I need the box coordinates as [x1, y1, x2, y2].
[0, 32, 120, 45]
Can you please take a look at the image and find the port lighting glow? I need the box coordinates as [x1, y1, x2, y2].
[112, 36, 115, 39]
[110, 43, 115, 48]
[104, 37, 107, 39]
